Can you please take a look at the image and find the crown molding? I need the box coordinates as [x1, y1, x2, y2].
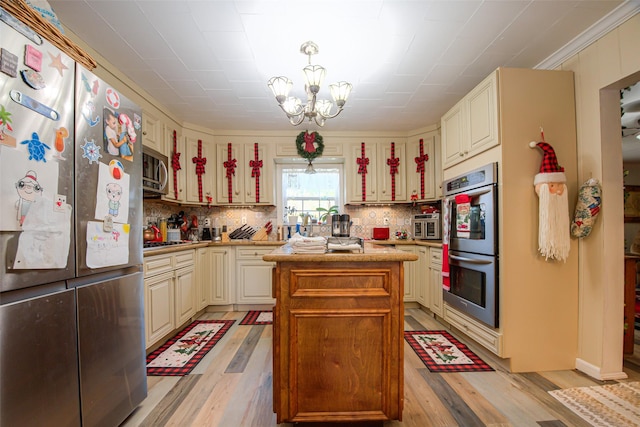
[536, 0, 640, 70]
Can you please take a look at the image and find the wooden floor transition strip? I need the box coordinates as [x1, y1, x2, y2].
[225, 325, 265, 373]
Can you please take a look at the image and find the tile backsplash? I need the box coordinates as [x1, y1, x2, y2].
[144, 201, 437, 240]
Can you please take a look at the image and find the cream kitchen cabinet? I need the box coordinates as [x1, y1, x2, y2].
[234, 247, 275, 305]
[415, 246, 430, 308]
[143, 249, 196, 349]
[429, 247, 443, 317]
[407, 133, 439, 201]
[441, 71, 498, 169]
[184, 131, 216, 205]
[142, 109, 164, 154]
[396, 245, 416, 302]
[144, 271, 174, 349]
[443, 304, 502, 356]
[216, 142, 274, 205]
[162, 127, 186, 203]
[197, 247, 230, 306]
[347, 141, 407, 204]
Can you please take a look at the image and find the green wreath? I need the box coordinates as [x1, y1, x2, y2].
[296, 131, 324, 162]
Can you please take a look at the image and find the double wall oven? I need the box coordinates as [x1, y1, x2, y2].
[443, 163, 499, 328]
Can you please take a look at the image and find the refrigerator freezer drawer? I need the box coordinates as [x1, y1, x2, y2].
[1, 288, 81, 426]
[76, 270, 147, 426]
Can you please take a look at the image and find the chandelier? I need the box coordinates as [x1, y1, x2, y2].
[268, 41, 352, 127]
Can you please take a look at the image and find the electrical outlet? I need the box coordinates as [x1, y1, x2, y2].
[241, 216, 247, 225]
[383, 218, 390, 226]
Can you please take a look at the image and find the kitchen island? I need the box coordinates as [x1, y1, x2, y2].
[263, 243, 418, 424]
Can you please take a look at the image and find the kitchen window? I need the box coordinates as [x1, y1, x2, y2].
[276, 161, 343, 223]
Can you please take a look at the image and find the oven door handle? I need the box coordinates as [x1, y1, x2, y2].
[450, 186, 492, 199]
[449, 254, 493, 264]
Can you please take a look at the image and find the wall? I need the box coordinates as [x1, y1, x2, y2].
[560, 13, 640, 379]
[144, 200, 423, 241]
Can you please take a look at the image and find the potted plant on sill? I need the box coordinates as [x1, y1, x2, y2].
[316, 205, 339, 224]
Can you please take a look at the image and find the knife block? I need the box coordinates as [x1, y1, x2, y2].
[252, 228, 268, 241]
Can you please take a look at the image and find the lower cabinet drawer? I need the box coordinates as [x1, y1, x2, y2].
[443, 304, 502, 356]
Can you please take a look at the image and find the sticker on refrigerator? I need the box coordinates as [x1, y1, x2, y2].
[47, 51, 68, 76]
[10, 90, 60, 120]
[80, 137, 102, 164]
[105, 87, 120, 109]
[94, 161, 130, 224]
[20, 69, 45, 89]
[24, 45, 43, 71]
[103, 107, 134, 161]
[0, 147, 60, 231]
[20, 131, 50, 162]
[12, 195, 72, 269]
[81, 100, 100, 126]
[85, 220, 130, 268]
[53, 127, 69, 160]
[80, 72, 99, 97]
[0, 48, 18, 77]
[0, 104, 16, 147]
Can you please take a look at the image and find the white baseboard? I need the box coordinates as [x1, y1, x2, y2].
[575, 358, 628, 380]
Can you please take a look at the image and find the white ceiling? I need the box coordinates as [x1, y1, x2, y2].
[48, 0, 635, 134]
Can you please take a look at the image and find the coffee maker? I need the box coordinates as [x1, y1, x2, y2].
[201, 217, 212, 240]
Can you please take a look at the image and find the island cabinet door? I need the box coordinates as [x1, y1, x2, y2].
[273, 261, 404, 424]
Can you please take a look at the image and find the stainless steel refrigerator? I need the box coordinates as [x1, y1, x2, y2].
[0, 8, 146, 426]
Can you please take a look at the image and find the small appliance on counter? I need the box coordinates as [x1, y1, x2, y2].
[412, 213, 441, 240]
[372, 227, 390, 240]
[201, 217, 212, 240]
[339, 214, 351, 237]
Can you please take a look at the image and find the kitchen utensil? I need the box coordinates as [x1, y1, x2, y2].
[339, 214, 351, 237]
[331, 214, 341, 237]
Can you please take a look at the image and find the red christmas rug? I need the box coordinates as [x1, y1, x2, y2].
[239, 310, 273, 325]
[146, 320, 235, 376]
[404, 330, 494, 373]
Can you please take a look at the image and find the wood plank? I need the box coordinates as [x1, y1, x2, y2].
[137, 375, 202, 427]
[225, 325, 265, 373]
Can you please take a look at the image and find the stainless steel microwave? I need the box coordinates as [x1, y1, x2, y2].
[142, 147, 168, 198]
[412, 213, 441, 240]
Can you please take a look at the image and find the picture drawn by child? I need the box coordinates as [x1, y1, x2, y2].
[104, 108, 133, 161]
[106, 182, 122, 217]
[15, 170, 43, 227]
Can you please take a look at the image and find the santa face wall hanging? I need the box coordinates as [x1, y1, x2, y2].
[529, 139, 570, 262]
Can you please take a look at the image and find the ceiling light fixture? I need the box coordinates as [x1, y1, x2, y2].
[268, 41, 352, 127]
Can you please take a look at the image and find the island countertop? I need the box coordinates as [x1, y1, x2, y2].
[262, 242, 419, 263]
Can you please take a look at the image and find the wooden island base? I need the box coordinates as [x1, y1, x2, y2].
[264, 245, 417, 424]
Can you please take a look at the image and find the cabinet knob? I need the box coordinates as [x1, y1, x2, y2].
[234, 190, 240, 195]
[459, 152, 464, 157]
[463, 150, 468, 154]
[143, 131, 147, 136]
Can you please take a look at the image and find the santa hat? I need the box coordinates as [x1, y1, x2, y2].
[529, 141, 566, 185]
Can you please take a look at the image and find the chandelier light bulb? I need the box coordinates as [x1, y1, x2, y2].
[268, 41, 351, 127]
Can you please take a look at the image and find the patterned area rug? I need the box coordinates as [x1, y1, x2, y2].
[549, 382, 640, 427]
[146, 320, 235, 376]
[240, 310, 273, 325]
[404, 330, 494, 373]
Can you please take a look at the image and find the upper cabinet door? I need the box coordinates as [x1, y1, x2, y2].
[378, 141, 407, 202]
[162, 128, 185, 203]
[347, 142, 377, 203]
[466, 71, 498, 157]
[407, 135, 437, 201]
[142, 110, 164, 154]
[184, 134, 215, 204]
[441, 70, 499, 169]
[243, 142, 273, 205]
[216, 142, 244, 205]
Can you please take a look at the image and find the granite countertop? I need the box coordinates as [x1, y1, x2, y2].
[142, 238, 441, 257]
[262, 242, 420, 263]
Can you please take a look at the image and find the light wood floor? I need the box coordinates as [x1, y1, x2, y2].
[122, 308, 640, 427]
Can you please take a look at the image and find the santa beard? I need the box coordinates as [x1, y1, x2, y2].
[537, 183, 570, 262]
